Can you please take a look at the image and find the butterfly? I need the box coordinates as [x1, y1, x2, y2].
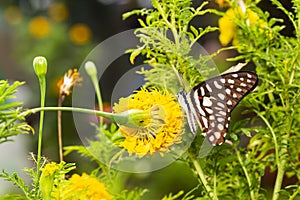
[177, 71, 258, 146]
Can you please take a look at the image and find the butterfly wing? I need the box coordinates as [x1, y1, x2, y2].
[178, 71, 258, 146]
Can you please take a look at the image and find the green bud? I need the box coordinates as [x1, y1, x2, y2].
[33, 56, 47, 78]
[114, 109, 150, 128]
[84, 61, 97, 77]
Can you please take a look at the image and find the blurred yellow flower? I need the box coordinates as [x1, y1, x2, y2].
[215, 0, 228, 8]
[3, 6, 23, 25]
[58, 173, 112, 200]
[48, 2, 69, 22]
[29, 16, 51, 38]
[218, 7, 267, 46]
[113, 88, 183, 157]
[218, 9, 237, 46]
[69, 23, 92, 45]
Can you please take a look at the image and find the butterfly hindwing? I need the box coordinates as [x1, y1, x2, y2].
[178, 71, 258, 146]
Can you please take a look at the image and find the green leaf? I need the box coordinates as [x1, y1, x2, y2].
[0, 194, 27, 200]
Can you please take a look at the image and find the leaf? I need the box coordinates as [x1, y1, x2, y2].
[0, 194, 27, 200]
[0, 170, 30, 197]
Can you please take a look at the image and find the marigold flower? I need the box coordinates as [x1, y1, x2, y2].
[69, 23, 92, 45]
[29, 16, 50, 38]
[113, 88, 183, 157]
[48, 2, 69, 22]
[57, 69, 82, 97]
[218, 7, 267, 46]
[4, 6, 23, 25]
[58, 173, 112, 200]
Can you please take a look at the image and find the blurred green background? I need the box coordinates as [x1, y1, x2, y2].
[0, 0, 295, 199]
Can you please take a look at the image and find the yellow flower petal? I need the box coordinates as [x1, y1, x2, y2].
[113, 88, 183, 157]
[58, 173, 112, 200]
[218, 7, 267, 46]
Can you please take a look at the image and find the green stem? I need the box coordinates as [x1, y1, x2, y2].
[35, 76, 46, 193]
[57, 96, 64, 162]
[90, 75, 103, 127]
[235, 148, 256, 200]
[256, 112, 287, 200]
[154, 0, 180, 47]
[272, 159, 286, 200]
[20, 106, 116, 121]
[255, 112, 279, 167]
[189, 155, 216, 199]
[213, 168, 218, 199]
[272, 115, 289, 200]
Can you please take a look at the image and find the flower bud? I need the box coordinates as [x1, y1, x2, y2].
[84, 61, 97, 77]
[40, 162, 60, 200]
[33, 56, 47, 78]
[114, 109, 150, 128]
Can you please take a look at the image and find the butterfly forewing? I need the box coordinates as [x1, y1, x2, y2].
[178, 71, 258, 146]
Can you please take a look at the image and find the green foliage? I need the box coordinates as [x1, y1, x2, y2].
[124, 0, 300, 199]
[64, 124, 149, 198]
[113, 188, 148, 200]
[64, 123, 123, 167]
[0, 159, 75, 200]
[123, 0, 219, 93]
[0, 80, 33, 144]
[225, 0, 300, 199]
[0, 194, 27, 200]
[0, 169, 31, 199]
[2, 0, 300, 199]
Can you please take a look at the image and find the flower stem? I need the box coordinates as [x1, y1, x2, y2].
[90, 75, 103, 127]
[35, 76, 46, 190]
[57, 96, 64, 162]
[21, 106, 121, 123]
[272, 126, 289, 200]
[84, 61, 104, 127]
[189, 155, 216, 199]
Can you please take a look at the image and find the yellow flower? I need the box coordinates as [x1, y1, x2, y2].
[48, 2, 69, 22]
[218, 9, 237, 46]
[215, 0, 229, 8]
[218, 7, 267, 46]
[40, 162, 60, 200]
[29, 16, 51, 38]
[57, 69, 82, 97]
[58, 173, 112, 200]
[4, 6, 23, 25]
[69, 23, 92, 45]
[113, 88, 183, 157]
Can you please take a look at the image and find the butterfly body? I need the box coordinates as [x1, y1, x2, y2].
[178, 71, 258, 146]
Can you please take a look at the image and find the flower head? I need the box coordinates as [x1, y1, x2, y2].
[218, 7, 267, 46]
[113, 88, 183, 157]
[4, 6, 23, 25]
[29, 16, 50, 38]
[69, 23, 92, 45]
[48, 2, 69, 22]
[57, 69, 82, 97]
[215, 0, 229, 8]
[58, 173, 112, 200]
